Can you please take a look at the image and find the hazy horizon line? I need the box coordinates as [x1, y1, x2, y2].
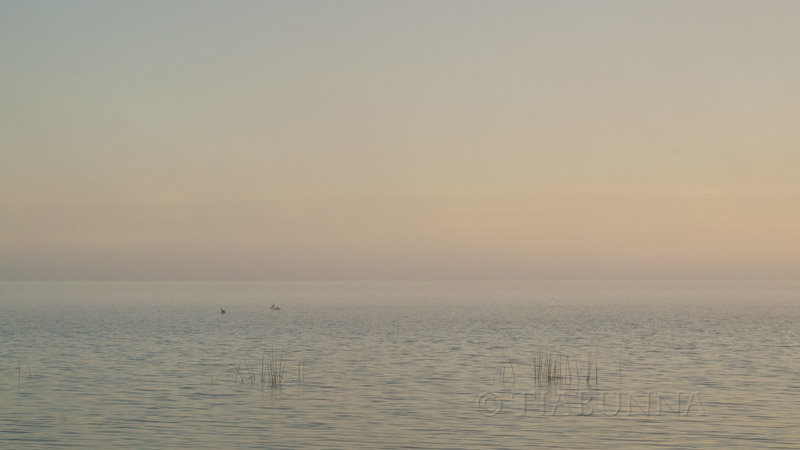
[2, 279, 798, 283]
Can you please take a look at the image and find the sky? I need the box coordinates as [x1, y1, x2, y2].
[1, 0, 799, 281]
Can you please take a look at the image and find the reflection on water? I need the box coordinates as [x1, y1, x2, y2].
[1, 281, 799, 448]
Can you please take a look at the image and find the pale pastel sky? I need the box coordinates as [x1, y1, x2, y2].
[1, 0, 799, 280]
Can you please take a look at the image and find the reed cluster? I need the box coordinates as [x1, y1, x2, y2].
[530, 347, 599, 387]
[261, 350, 285, 387]
[215, 351, 304, 388]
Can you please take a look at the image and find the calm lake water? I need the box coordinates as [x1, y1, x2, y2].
[1, 281, 799, 448]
